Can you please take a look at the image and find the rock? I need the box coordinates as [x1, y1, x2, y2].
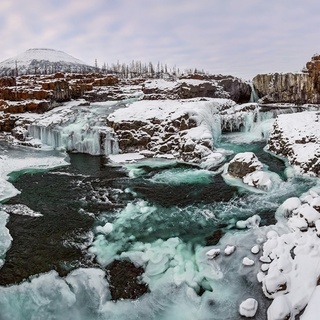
[227, 152, 263, 178]
[205, 229, 224, 246]
[253, 54, 320, 104]
[218, 77, 251, 103]
[106, 260, 149, 300]
[267, 112, 320, 176]
[11, 126, 28, 141]
[0, 77, 16, 87]
[239, 298, 258, 317]
[142, 76, 251, 103]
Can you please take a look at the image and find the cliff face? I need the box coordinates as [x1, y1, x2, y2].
[253, 55, 320, 104]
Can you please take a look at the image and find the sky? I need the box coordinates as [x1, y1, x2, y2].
[0, 0, 319, 80]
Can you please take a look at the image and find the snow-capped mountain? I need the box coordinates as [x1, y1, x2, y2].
[0, 48, 96, 76]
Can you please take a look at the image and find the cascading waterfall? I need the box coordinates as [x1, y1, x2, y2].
[27, 105, 119, 156]
[249, 81, 259, 103]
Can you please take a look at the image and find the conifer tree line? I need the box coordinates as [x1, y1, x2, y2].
[2, 59, 206, 78]
[96, 59, 206, 79]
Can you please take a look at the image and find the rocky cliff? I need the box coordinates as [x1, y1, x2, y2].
[253, 54, 320, 104]
[142, 75, 251, 103]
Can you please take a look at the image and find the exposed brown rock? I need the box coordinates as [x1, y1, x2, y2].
[253, 54, 320, 104]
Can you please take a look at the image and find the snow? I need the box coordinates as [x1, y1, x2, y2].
[301, 286, 320, 320]
[0, 48, 86, 69]
[0, 210, 12, 269]
[107, 98, 234, 123]
[258, 185, 320, 319]
[242, 257, 255, 266]
[251, 244, 260, 254]
[206, 248, 220, 259]
[0, 144, 69, 202]
[2, 204, 43, 217]
[267, 111, 320, 176]
[224, 245, 236, 255]
[143, 78, 216, 92]
[236, 215, 261, 229]
[239, 298, 258, 317]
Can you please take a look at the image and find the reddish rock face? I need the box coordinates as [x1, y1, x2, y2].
[253, 54, 320, 104]
[0, 77, 16, 87]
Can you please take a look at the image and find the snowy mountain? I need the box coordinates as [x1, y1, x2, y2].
[0, 48, 96, 76]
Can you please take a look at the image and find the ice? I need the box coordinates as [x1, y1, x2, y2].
[0, 143, 69, 202]
[88, 195, 275, 319]
[0, 268, 110, 320]
[109, 153, 145, 163]
[96, 222, 113, 235]
[2, 204, 43, 217]
[0, 210, 12, 269]
[27, 102, 120, 156]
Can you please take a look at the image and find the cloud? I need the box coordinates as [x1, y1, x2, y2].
[0, 0, 319, 79]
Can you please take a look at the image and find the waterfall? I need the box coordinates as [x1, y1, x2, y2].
[249, 82, 259, 103]
[27, 105, 119, 156]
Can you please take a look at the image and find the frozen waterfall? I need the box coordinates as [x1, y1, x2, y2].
[27, 103, 119, 156]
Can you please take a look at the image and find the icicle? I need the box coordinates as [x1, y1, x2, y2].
[27, 107, 119, 156]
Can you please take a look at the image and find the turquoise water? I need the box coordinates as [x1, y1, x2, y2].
[0, 136, 317, 320]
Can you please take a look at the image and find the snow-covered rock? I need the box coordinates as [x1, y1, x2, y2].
[267, 111, 320, 176]
[107, 98, 235, 167]
[239, 298, 258, 317]
[227, 152, 263, 178]
[259, 186, 320, 319]
[224, 152, 282, 191]
[142, 75, 251, 103]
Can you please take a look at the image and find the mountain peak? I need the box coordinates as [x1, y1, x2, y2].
[0, 48, 95, 76]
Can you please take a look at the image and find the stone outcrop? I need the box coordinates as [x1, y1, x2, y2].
[0, 73, 123, 114]
[107, 112, 200, 162]
[253, 54, 320, 104]
[267, 111, 320, 176]
[142, 76, 252, 103]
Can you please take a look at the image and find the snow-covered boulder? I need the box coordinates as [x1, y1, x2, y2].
[227, 152, 263, 178]
[239, 298, 258, 317]
[267, 111, 320, 177]
[225, 152, 281, 191]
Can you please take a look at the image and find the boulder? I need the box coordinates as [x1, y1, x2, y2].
[227, 152, 263, 178]
[106, 260, 148, 300]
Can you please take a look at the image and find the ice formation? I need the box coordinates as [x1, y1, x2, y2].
[27, 102, 119, 156]
[0, 144, 69, 202]
[0, 211, 12, 268]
